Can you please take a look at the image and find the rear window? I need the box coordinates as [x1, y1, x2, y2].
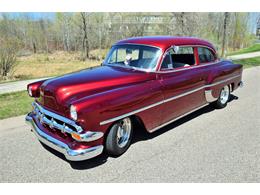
[198, 47, 216, 63]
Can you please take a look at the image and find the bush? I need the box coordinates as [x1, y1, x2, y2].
[0, 38, 19, 79]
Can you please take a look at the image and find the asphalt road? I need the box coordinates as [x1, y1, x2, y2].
[227, 51, 260, 60]
[0, 67, 259, 182]
[0, 77, 49, 95]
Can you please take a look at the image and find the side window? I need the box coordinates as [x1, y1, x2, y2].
[198, 47, 216, 63]
[171, 46, 195, 68]
[161, 53, 173, 69]
[160, 46, 195, 70]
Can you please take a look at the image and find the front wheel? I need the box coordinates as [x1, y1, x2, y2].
[105, 117, 133, 156]
[213, 85, 230, 109]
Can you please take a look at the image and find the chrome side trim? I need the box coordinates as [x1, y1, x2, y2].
[32, 102, 104, 142]
[205, 90, 218, 102]
[100, 74, 241, 125]
[164, 85, 205, 103]
[149, 103, 209, 132]
[99, 100, 164, 125]
[25, 115, 103, 161]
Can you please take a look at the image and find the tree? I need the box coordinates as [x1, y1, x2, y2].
[221, 12, 230, 57]
[0, 38, 19, 78]
[80, 12, 91, 60]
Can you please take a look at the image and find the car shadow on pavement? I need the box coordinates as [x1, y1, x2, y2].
[41, 142, 109, 170]
[41, 94, 238, 170]
[132, 94, 239, 143]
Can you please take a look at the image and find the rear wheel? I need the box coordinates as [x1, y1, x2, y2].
[213, 85, 230, 109]
[105, 117, 133, 156]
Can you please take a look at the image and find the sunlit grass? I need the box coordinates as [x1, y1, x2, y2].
[233, 57, 260, 69]
[0, 51, 103, 83]
[14, 51, 102, 80]
[0, 91, 33, 119]
[228, 44, 260, 56]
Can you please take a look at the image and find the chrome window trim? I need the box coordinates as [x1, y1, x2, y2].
[156, 44, 218, 73]
[113, 43, 162, 50]
[100, 74, 241, 126]
[156, 60, 221, 73]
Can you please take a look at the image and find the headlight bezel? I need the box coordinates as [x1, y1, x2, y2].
[28, 86, 33, 97]
[70, 105, 78, 121]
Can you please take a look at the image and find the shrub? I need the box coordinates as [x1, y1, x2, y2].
[0, 38, 19, 78]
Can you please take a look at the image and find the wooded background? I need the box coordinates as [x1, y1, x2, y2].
[0, 12, 259, 78]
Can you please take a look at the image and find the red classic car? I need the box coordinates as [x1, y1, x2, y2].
[25, 36, 243, 161]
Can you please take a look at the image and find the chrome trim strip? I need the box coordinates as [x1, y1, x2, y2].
[114, 43, 163, 50]
[205, 90, 218, 102]
[100, 74, 241, 125]
[99, 100, 164, 125]
[149, 103, 209, 132]
[25, 115, 103, 161]
[206, 75, 240, 88]
[32, 102, 104, 142]
[164, 85, 205, 103]
[156, 60, 219, 73]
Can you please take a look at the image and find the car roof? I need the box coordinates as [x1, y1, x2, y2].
[115, 36, 216, 52]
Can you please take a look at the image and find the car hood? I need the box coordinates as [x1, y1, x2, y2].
[38, 65, 153, 113]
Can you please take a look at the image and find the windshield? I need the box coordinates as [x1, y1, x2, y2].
[104, 44, 161, 71]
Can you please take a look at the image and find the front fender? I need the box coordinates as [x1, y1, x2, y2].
[73, 80, 163, 133]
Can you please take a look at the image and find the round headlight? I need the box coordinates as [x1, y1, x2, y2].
[70, 105, 77, 121]
[28, 86, 33, 97]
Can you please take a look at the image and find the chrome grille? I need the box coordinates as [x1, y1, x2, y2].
[32, 102, 83, 134]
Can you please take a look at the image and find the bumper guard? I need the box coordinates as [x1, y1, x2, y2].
[25, 115, 104, 161]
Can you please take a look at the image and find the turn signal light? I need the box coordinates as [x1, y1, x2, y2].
[71, 133, 81, 141]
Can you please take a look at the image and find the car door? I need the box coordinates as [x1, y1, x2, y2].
[157, 46, 208, 125]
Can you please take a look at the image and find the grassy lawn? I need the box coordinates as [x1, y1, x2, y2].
[228, 44, 260, 56]
[233, 56, 260, 69]
[1, 51, 104, 83]
[0, 91, 33, 120]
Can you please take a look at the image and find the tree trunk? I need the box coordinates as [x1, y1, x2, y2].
[221, 12, 229, 57]
[33, 42, 37, 54]
[81, 13, 90, 60]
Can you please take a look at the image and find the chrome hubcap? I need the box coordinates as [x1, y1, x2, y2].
[220, 86, 229, 104]
[116, 118, 132, 148]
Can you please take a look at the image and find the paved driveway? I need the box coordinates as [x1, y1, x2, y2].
[227, 51, 260, 60]
[0, 67, 259, 182]
[0, 78, 49, 94]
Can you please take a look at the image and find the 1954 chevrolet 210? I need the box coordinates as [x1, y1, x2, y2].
[25, 36, 243, 161]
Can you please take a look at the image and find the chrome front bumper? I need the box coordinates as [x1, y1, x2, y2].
[25, 115, 104, 161]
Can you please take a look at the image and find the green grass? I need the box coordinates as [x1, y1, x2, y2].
[0, 91, 33, 120]
[228, 44, 260, 56]
[233, 56, 260, 69]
